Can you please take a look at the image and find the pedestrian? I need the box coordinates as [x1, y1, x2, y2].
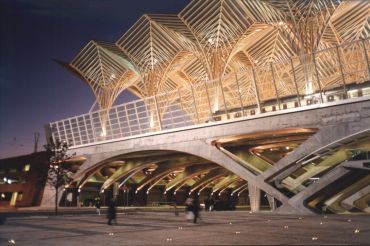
[174, 202, 179, 216]
[185, 197, 194, 223]
[107, 198, 117, 225]
[192, 198, 200, 224]
[95, 197, 101, 215]
[209, 197, 215, 211]
[204, 197, 210, 212]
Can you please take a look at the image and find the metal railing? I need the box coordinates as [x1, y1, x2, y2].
[49, 39, 370, 148]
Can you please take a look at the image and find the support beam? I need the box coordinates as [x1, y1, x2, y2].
[248, 184, 261, 212]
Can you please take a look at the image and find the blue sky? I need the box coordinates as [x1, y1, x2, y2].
[0, 0, 189, 158]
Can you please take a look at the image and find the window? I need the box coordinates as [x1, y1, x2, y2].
[23, 164, 31, 172]
[0, 192, 12, 201]
[17, 192, 23, 202]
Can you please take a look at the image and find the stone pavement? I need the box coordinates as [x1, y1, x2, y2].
[0, 211, 369, 245]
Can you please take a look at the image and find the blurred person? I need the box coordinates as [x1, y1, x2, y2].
[185, 197, 194, 223]
[204, 197, 210, 211]
[209, 197, 215, 211]
[192, 198, 201, 224]
[95, 197, 102, 215]
[107, 198, 117, 225]
[173, 202, 179, 216]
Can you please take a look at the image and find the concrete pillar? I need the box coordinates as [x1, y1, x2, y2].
[266, 194, 276, 211]
[113, 182, 119, 200]
[40, 184, 64, 207]
[248, 184, 261, 212]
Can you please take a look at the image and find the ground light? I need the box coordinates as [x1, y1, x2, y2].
[8, 239, 16, 245]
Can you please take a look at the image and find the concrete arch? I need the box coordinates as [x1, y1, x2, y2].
[165, 164, 218, 191]
[136, 157, 204, 191]
[101, 163, 153, 191]
[75, 151, 193, 188]
[70, 139, 307, 213]
[190, 168, 228, 193]
[231, 183, 249, 196]
[213, 174, 239, 194]
[212, 174, 239, 193]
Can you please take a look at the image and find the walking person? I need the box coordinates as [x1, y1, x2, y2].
[173, 202, 179, 216]
[192, 198, 200, 224]
[107, 198, 117, 225]
[95, 197, 101, 215]
[204, 197, 210, 212]
[209, 197, 215, 211]
[185, 197, 194, 223]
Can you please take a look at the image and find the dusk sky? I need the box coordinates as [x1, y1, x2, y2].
[0, 0, 189, 158]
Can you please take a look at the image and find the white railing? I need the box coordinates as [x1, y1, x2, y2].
[49, 39, 370, 147]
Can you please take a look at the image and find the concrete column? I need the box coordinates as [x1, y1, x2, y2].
[248, 184, 261, 212]
[266, 194, 276, 211]
[113, 182, 119, 200]
[40, 184, 64, 207]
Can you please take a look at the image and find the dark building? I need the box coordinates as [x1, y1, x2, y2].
[0, 152, 49, 208]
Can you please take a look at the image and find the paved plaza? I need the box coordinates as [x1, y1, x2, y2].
[0, 210, 369, 245]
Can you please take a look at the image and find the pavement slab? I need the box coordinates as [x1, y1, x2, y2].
[0, 211, 369, 245]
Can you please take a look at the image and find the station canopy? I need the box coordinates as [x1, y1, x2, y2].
[67, 0, 370, 115]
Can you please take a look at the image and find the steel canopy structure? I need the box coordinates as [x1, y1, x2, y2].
[68, 0, 370, 130]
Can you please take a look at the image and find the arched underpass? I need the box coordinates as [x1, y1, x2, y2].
[56, 126, 370, 215]
[66, 150, 271, 211]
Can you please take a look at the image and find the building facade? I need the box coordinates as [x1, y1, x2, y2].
[0, 152, 49, 208]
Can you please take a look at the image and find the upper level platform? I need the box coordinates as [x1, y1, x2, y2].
[47, 39, 370, 149]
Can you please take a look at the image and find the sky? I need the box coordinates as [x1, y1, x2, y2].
[0, 0, 190, 159]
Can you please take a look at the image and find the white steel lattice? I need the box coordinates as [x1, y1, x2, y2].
[51, 38, 370, 147]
